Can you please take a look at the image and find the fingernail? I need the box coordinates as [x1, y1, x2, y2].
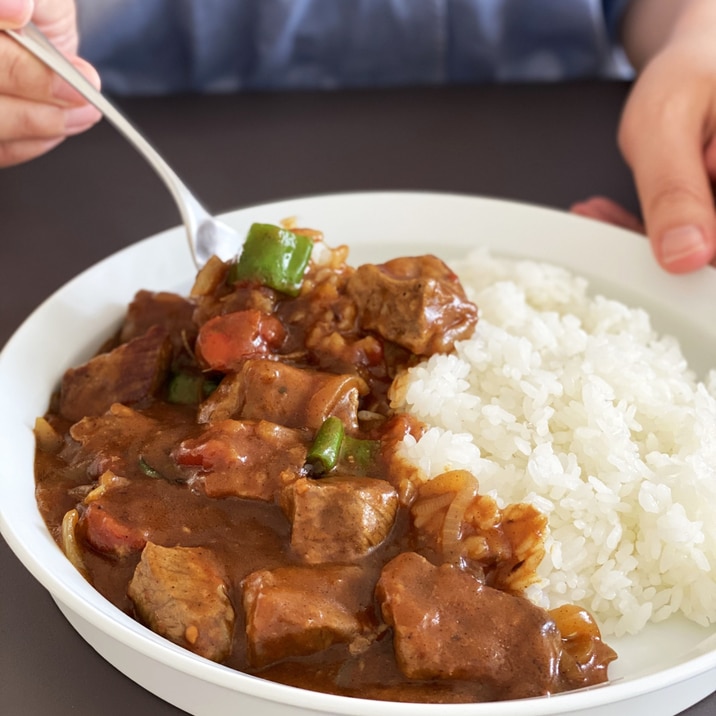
[64, 104, 102, 133]
[660, 225, 708, 265]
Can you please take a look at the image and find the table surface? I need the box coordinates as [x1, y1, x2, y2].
[0, 81, 713, 715]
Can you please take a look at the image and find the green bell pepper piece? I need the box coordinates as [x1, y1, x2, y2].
[341, 433, 380, 471]
[167, 372, 205, 405]
[307, 416, 380, 476]
[139, 456, 162, 479]
[167, 372, 219, 405]
[229, 223, 313, 296]
[307, 416, 344, 474]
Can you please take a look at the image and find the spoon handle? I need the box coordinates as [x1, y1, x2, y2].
[4, 23, 229, 266]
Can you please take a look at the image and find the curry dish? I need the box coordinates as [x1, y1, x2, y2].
[34, 224, 616, 703]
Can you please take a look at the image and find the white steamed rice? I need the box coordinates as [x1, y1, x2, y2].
[390, 248, 716, 637]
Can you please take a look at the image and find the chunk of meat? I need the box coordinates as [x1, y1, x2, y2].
[281, 476, 398, 564]
[63, 403, 159, 479]
[120, 290, 197, 357]
[376, 552, 562, 699]
[195, 309, 286, 371]
[63, 402, 194, 484]
[128, 542, 235, 663]
[197, 358, 368, 433]
[59, 325, 172, 422]
[174, 419, 308, 501]
[345, 255, 478, 355]
[242, 564, 374, 668]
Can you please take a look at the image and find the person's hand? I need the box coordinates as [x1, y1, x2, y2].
[570, 196, 645, 234]
[618, 0, 716, 274]
[0, 0, 101, 167]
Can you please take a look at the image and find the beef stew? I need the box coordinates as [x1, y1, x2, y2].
[34, 223, 615, 703]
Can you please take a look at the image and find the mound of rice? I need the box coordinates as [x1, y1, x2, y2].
[390, 248, 716, 637]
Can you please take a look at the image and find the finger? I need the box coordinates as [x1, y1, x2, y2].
[0, 94, 100, 142]
[28, 0, 79, 55]
[0, 0, 82, 57]
[0, 99, 100, 168]
[619, 83, 716, 274]
[0, 136, 64, 168]
[53, 56, 102, 104]
[570, 196, 645, 233]
[636, 146, 715, 274]
[0, 0, 33, 29]
[0, 34, 101, 106]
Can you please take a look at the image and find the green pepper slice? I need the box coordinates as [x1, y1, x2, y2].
[139, 457, 162, 479]
[341, 433, 380, 471]
[307, 417, 380, 476]
[167, 372, 220, 405]
[307, 416, 345, 474]
[167, 372, 205, 405]
[229, 223, 313, 296]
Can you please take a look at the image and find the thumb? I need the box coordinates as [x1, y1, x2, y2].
[0, 0, 34, 28]
[635, 141, 716, 274]
[619, 78, 716, 274]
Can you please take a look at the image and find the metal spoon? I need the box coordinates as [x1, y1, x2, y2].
[4, 23, 240, 267]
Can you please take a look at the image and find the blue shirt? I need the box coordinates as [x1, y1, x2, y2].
[76, 0, 633, 95]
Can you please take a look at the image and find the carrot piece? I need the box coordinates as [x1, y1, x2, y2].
[196, 310, 285, 371]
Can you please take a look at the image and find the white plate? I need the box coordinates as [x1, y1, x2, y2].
[1, 191, 715, 716]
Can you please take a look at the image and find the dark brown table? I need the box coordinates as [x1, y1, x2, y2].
[1, 82, 713, 715]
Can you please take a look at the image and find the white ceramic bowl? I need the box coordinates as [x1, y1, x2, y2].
[1, 192, 715, 716]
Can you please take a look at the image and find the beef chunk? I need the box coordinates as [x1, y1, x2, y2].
[197, 358, 367, 433]
[63, 402, 193, 483]
[63, 403, 159, 479]
[174, 419, 308, 501]
[242, 564, 373, 668]
[281, 476, 398, 564]
[128, 542, 235, 663]
[345, 255, 478, 355]
[59, 325, 171, 421]
[120, 290, 197, 357]
[376, 552, 562, 699]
